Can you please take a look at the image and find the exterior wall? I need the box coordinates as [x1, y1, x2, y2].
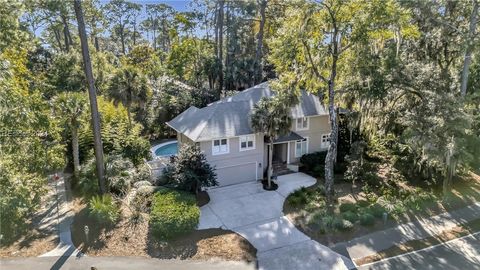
[198, 133, 265, 181]
[177, 132, 193, 147]
[289, 115, 331, 163]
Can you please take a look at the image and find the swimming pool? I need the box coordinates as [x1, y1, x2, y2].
[151, 141, 178, 158]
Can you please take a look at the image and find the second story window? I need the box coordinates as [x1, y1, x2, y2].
[212, 138, 229, 155]
[239, 135, 255, 151]
[321, 134, 331, 149]
[296, 117, 309, 130]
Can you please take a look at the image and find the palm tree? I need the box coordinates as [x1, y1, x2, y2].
[108, 65, 151, 126]
[74, 0, 106, 194]
[55, 92, 86, 179]
[251, 96, 292, 188]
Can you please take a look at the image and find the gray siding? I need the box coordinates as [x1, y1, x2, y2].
[199, 133, 265, 185]
[289, 115, 331, 163]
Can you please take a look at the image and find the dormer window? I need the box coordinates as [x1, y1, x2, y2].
[296, 117, 309, 131]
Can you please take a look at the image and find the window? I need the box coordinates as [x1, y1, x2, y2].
[296, 117, 309, 130]
[212, 138, 229, 155]
[295, 138, 308, 157]
[321, 134, 331, 149]
[239, 135, 255, 151]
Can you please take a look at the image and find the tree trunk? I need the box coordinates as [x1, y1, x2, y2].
[253, 0, 267, 86]
[61, 15, 70, 52]
[54, 29, 63, 51]
[94, 36, 100, 52]
[120, 23, 126, 54]
[74, 0, 106, 194]
[460, 0, 478, 96]
[324, 30, 339, 215]
[152, 21, 157, 50]
[268, 141, 273, 188]
[217, 0, 225, 96]
[126, 105, 132, 127]
[71, 124, 80, 178]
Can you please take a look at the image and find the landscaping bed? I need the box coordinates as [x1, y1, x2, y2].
[70, 191, 256, 262]
[284, 171, 480, 246]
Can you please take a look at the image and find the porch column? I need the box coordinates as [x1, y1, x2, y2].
[287, 142, 290, 164]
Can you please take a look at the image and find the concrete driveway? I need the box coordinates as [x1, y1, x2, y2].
[198, 172, 355, 270]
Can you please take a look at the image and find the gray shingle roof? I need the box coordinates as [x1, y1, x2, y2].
[166, 82, 328, 141]
[273, 131, 304, 143]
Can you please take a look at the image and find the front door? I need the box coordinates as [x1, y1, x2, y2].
[273, 143, 287, 163]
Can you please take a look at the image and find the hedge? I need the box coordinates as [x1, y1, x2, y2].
[150, 189, 200, 240]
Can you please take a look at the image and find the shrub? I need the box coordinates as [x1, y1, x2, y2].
[89, 194, 120, 224]
[134, 180, 152, 188]
[287, 192, 308, 207]
[315, 185, 326, 196]
[339, 202, 357, 213]
[357, 200, 370, 208]
[300, 152, 327, 172]
[334, 219, 354, 231]
[105, 155, 136, 196]
[77, 158, 99, 196]
[368, 203, 386, 218]
[342, 211, 359, 223]
[321, 215, 336, 229]
[162, 144, 218, 192]
[150, 189, 200, 240]
[133, 163, 152, 184]
[359, 213, 375, 226]
[312, 165, 325, 177]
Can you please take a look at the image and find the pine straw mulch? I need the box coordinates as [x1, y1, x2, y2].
[70, 198, 256, 263]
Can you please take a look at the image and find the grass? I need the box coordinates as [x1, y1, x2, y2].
[355, 218, 480, 266]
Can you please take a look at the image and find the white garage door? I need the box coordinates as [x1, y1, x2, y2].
[215, 162, 257, 186]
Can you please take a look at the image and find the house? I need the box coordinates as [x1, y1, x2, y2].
[166, 82, 332, 187]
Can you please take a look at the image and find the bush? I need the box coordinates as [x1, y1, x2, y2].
[334, 219, 354, 231]
[134, 180, 152, 188]
[89, 194, 120, 224]
[368, 203, 386, 218]
[342, 211, 359, 223]
[359, 213, 375, 226]
[131, 186, 163, 212]
[104, 155, 135, 196]
[300, 152, 327, 172]
[339, 202, 357, 213]
[287, 191, 308, 207]
[162, 144, 218, 192]
[150, 189, 200, 240]
[77, 158, 99, 196]
[312, 165, 325, 177]
[357, 200, 370, 208]
[133, 163, 152, 184]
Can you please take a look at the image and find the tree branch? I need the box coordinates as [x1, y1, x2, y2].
[302, 39, 328, 83]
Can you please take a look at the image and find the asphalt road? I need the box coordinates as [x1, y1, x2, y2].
[0, 256, 256, 270]
[359, 232, 480, 270]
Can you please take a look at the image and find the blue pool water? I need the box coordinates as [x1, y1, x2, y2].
[154, 142, 178, 157]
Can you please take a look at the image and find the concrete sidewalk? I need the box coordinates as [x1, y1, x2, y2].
[332, 202, 480, 261]
[39, 173, 82, 258]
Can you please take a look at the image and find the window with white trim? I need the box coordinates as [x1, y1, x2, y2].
[212, 138, 229, 155]
[295, 138, 308, 157]
[239, 135, 255, 151]
[296, 117, 309, 130]
[321, 134, 331, 149]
